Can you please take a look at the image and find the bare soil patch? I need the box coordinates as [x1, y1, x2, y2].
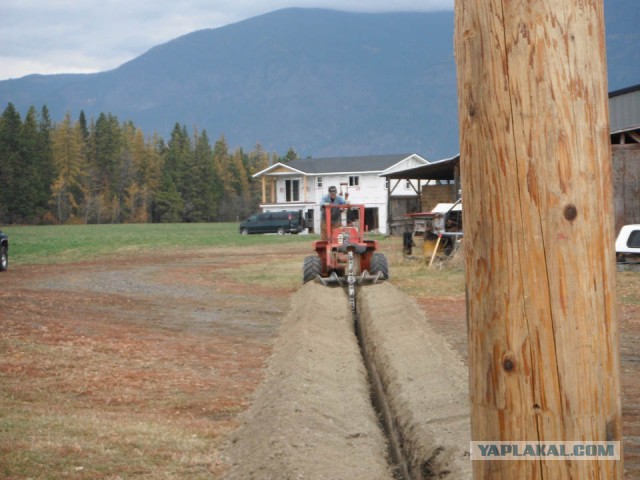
[0, 248, 299, 479]
[1, 244, 638, 478]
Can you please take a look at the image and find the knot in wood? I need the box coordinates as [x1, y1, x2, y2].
[502, 357, 515, 372]
[563, 203, 578, 222]
[468, 104, 476, 117]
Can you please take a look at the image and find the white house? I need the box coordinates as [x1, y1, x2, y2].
[252, 153, 429, 234]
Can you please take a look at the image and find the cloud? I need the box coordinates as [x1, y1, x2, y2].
[0, 0, 453, 80]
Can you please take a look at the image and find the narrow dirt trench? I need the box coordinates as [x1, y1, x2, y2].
[222, 281, 471, 479]
[354, 306, 411, 479]
[356, 283, 471, 479]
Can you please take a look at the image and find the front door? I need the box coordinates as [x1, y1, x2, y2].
[365, 208, 379, 232]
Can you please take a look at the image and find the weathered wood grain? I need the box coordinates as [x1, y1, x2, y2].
[454, 0, 622, 477]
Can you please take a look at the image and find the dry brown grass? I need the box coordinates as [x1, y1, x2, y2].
[378, 237, 466, 300]
[2, 237, 637, 479]
[617, 271, 640, 305]
[0, 312, 246, 479]
[0, 250, 282, 479]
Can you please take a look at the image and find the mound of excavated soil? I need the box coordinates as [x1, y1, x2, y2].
[221, 282, 394, 480]
[222, 279, 472, 479]
[358, 283, 471, 478]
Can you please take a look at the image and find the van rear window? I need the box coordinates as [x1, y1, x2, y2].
[628, 230, 640, 248]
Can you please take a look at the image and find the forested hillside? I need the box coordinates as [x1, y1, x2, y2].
[0, 103, 294, 225]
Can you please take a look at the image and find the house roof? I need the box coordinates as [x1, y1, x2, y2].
[609, 83, 640, 98]
[382, 154, 460, 181]
[289, 153, 417, 173]
[253, 153, 423, 177]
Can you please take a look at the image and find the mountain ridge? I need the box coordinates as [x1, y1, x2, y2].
[1, 5, 638, 159]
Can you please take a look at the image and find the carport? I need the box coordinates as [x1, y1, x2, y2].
[382, 155, 461, 235]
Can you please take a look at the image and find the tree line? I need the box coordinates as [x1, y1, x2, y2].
[0, 103, 297, 225]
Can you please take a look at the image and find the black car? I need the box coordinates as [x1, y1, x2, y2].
[0, 230, 8, 271]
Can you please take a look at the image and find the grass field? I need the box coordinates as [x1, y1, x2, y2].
[3, 222, 638, 303]
[3, 223, 311, 265]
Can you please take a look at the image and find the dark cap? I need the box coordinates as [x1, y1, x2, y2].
[328, 186, 337, 193]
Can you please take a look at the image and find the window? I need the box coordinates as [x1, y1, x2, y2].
[349, 176, 359, 187]
[317, 177, 323, 188]
[405, 180, 412, 189]
[629, 230, 640, 248]
[285, 179, 300, 202]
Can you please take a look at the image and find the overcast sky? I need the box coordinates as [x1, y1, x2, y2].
[0, 1, 453, 81]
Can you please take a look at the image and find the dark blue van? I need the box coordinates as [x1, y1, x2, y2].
[239, 210, 305, 235]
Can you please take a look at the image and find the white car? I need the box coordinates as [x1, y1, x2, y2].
[615, 224, 640, 264]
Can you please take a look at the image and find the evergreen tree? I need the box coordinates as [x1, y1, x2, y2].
[165, 123, 191, 186]
[154, 178, 184, 223]
[156, 123, 190, 221]
[91, 113, 123, 222]
[179, 127, 201, 222]
[144, 134, 165, 222]
[37, 106, 55, 222]
[187, 129, 217, 221]
[17, 107, 44, 222]
[78, 110, 90, 142]
[0, 103, 24, 223]
[282, 147, 298, 163]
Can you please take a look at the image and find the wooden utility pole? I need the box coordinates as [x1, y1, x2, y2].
[454, 0, 622, 478]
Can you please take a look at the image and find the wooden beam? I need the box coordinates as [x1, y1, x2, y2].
[612, 143, 640, 151]
[455, 0, 622, 478]
[627, 131, 640, 143]
[387, 178, 391, 234]
[389, 179, 401, 195]
[270, 178, 275, 203]
[407, 179, 420, 196]
[303, 176, 308, 202]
